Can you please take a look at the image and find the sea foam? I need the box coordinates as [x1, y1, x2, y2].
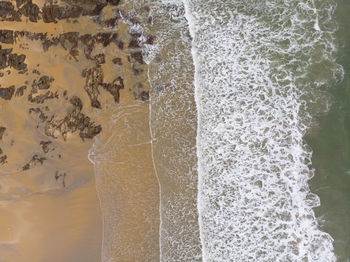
[183, 0, 342, 261]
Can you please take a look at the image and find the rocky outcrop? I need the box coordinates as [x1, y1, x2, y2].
[28, 90, 59, 104]
[44, 96, 102, 141]
[82, 66, 103, 109]
[0, 1, 20, 21]
[0, 154, 7, 165]
[40, 141, 52, 153]
[0, 45, 27, 71]
[0, 126, 6, 140]
[15, 85, 27, 96]
[8, 53, 27, 70]
[0, 30, 14, 44]
[22, 154, 46, 170]
[0, 85, 15, 100]
[0, 0, 155, 174]
[18, 1, 40, 22]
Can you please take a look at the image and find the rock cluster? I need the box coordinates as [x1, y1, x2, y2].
[0, 126, 6, 165]
[44, 96, 102, 141]
[0, 0, 156, 182]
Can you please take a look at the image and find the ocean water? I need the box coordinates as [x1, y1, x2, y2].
[307, 1, 350, 261]
[90, 0, 350, 261]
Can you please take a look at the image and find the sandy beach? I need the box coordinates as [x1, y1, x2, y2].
[0, 1, 159, 261]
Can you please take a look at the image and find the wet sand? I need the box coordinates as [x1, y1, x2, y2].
[92, 87, 160, 261]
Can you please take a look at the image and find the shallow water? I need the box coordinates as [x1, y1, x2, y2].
[144, 2, 202, 261]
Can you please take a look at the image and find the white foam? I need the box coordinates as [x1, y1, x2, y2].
[183, 0, 342, 261]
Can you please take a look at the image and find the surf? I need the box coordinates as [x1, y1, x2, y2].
[183, 0, 343, 261]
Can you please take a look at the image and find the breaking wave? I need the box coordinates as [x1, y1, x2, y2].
[183, 0, 343, 261]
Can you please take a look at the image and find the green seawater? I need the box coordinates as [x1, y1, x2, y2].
[307, 1, 350, 261]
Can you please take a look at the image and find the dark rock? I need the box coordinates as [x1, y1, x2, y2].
[8, 53, 27, 70]
[101, 76, 124, 103]
[112, 57, 122, 65]
[0, 1, 15, 20]
[138, 91, 149, 102]
[34, 75, 54, 90]
[90, 99, 101, 108]
[43, 37, 60, 51]
[0, 126, 6, 139]
[106, 0, 120, 5]
[0, 47, 12, 69]
[105, 16, 119, 28]
[40, 141, 52, 153]
[0, 155, 7, 165]
[60, 32, 79, 49]
[94, 32, 118, 47]
[15, 85, 27, 96]
[58, 5, 83, 20]
[79, 124, 101, 140]
[79, 34, 95, 59]
[82, 3, 107, 16]
[32, 69, 40, 75]
[82, 66, 103, 109]
[55, 171, 67, 187]
[70, 96, 83, 111]
[129, 17, 140, 25]
[28, 90, 59, 103]
[70, 48, 79, 60]
[0, 85, 15, 100]
[79, 34, 94, 45]
[145, 35, 155, 45]
[42, 4, 61, 23]
[117, 40, 124, 50]
[128, 38, 140, 48]
[130, 51, 144, 64]
[22, 154, 46, 170]
[94, 53, 105, 64]
[30, 82, 38, 94]
[19, 1, 39, 22]
[60, 32, 80, 60]
[0, 30, 14, 44]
